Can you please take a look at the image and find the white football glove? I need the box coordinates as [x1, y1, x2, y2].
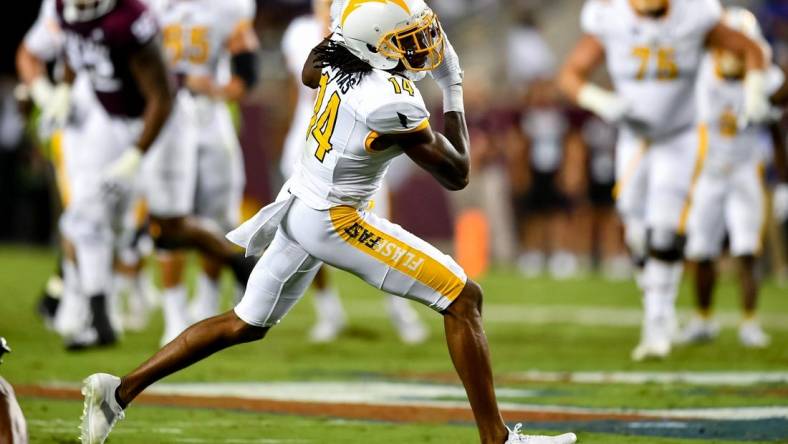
[774, 183, 788, 222]
[743, 70, 771, 126]
[101, 147, 143, 198]
[577, 83, 631, 124]
[41, 82, 72, 129]
[431, 34, 463, 90]
[29, 77, 54, 108]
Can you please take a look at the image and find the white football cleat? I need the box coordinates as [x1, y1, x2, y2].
[677, 315, 720, 344]
[506, 423, 577, 444]
[308, 317, 346, 343]
[632, 317, 671, 361]
[739, 320, 770, 348]
[80, 373, 125, 444]
[631, 338, 671, 361]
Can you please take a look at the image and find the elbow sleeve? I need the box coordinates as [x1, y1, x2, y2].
[231, 51, 260, 90]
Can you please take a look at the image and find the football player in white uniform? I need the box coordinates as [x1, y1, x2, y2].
[150, 0, 259, 345]
[558, 0, 771, 360]
[681, 7, 788, 348]
[79, 1, 577, 443]
[281, 0, 427, 344]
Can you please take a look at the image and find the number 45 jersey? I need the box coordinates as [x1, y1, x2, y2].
[289, 66, 430, 210]
[581, 0, 722, 139]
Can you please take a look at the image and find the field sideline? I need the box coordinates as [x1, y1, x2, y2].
[1, 246, 787, 443]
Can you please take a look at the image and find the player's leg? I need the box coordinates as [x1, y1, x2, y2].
[82, 228, 321, 444]
[681, 172, 726, 344]
[190, 105, 247, 322]
[729, 163, 769, 347]
[61, 206, 118, 349]
[142, 96, 257, 288]
[634, 126, 707, 360]
[118, 229, 320, 403]
[290, 200, 574, 443]
[614, 130, 650, 270]
[373, 183, 428, 344]
[308, 266, 347, 343]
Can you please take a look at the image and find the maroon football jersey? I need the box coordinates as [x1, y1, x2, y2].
[57, 0, 159, 118]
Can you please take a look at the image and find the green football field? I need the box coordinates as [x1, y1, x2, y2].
[1, 246, 787, 443]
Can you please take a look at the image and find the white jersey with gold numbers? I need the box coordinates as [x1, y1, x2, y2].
[289, 67, 430, 210]
[155, 0, 255, 78]
[582, 0, 722, 139]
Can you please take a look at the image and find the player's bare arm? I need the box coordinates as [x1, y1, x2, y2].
[557, 34, 629, 124]
[129, 40, 175, 154]
[705, 23, 766, 71]
[378, 115, 470, 191]
[557, 34, 605, 101]
[302, 39, 330, 89]
[15, 44, 47, 86]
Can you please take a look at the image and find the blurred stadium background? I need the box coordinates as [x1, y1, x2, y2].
[1, 0, 787, 443]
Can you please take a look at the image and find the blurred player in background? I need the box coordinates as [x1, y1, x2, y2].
[281, 0, 426, 344]
[681, 7, 788, 348]
[0, 338, 27, 444]
[150, 0, 259, 345]
[514, 79, 580, 279]
[16, 0, 155, 346]
[51, 0, 259, 349]
[78, 1, 577, 442]
[579, 114, 631, 280]
[559, 0, 771, 360]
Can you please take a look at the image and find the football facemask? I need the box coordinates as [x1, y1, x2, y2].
[377, 10, 445, 72]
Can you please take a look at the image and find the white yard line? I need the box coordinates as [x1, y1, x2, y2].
[509, 370, 788, 386]
[484, 305, 788, 330]
[83, 381, 787, 421]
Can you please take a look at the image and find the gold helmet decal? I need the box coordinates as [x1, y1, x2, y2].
[342, 0, 411, 27]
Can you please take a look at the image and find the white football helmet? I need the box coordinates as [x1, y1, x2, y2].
[715, 7, 771, 78]
[338, 0, 444, 72]
[63, 0, 117, 23]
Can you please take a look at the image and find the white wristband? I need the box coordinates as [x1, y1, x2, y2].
[443, 84, 464, 114]
[577, 83, 629, 123]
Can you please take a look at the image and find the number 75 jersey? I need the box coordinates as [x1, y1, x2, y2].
[582, 0, 722, 139]
[289, 66, 430, 210]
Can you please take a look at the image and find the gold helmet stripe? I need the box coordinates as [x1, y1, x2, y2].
[341, 0, 412, 27]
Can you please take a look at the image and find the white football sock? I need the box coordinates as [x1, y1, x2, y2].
[313, 287, 345, 323]
[162, 285, 190, 331]
[191, 272, 220, 321]
[55, 259, 88, 337]
[643, 259, 683, 321]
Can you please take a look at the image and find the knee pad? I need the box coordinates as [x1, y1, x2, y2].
[647, 228, 686, 262]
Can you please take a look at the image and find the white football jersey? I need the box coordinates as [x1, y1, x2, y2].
[289, 67, 430, 210]
[155, 0, 255, 78]
[582, 0, 722, 139]
[280, 15, 323, 178]
[697, 58, 784, 168]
